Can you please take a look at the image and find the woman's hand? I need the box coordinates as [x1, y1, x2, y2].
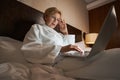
[58, 19, 68, 35]
[60, 44, 83, 53]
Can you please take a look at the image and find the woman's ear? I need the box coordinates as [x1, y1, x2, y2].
[44, 17, 47, 21]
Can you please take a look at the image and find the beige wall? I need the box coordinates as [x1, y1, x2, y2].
[17, 0, 89, 32]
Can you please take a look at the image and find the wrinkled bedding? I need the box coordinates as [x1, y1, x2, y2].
[0, 62, 75, 80]
[0, 37, 75, 80]
[0, 62, 29, 80]
[1, 37, 120, 80]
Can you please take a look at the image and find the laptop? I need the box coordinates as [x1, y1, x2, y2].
[64, 6, 118, 59]
[86, 5, 118, 58]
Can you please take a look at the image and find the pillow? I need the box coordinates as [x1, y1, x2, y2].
[0, 36, 27, 64]
[65, 35, 75, 44]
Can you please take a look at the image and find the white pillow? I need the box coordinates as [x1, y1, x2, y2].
[0, 37, 27, 64]
[65, 35, 75, 44]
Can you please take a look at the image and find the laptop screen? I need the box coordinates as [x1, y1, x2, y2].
[87, 6, 118, 58]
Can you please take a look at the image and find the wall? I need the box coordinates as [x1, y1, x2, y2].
[17, 0, 89, 32]
[89, 0, 120, 49]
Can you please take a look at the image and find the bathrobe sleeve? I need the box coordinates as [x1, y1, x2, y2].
[21, 24, 62, 64]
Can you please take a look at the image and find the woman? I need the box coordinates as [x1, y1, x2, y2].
[21, 7, 83, 64]
[21, 7, 120, 80]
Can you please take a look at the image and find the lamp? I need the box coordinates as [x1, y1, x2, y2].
[85, 33, 98, 44]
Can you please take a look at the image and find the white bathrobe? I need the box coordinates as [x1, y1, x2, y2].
[21, 24, 74, 64]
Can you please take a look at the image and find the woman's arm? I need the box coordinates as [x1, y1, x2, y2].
[60, 44, 83, 53]
[58, 19, 68, 35]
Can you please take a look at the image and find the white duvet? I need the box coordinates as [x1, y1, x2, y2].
[0, 62, 75, 80]
[0, 36, 75, 80]
[1, 36, 120, 80]
[0, 62, 29, 80]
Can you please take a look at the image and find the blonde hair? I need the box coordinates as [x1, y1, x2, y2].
[43, 7, 61, 21]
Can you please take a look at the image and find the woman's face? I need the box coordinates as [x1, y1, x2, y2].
[45, 13, 61, 28]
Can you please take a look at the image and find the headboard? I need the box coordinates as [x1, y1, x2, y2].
[0, 0, 82, 42]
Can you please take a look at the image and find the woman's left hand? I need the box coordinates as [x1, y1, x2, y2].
[60, 44, 83, 54]
[58, 19, 68, 35]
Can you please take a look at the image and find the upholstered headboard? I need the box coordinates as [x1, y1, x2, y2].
[0, 0, 82, 42]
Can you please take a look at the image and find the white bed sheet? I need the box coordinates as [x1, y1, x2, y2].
[1, 37, 120, 80]
[0, 37, 75, 80]
[0, 62, 75, 80]
[0, 37, 28, 64]
[56, 48, 120, 80]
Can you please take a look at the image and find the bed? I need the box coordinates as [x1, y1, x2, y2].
[0, 0, 84, 80]
[1, 0, 120, 80]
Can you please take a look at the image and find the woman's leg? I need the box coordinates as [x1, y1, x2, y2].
[55, 56, 88, 72]
[56, 48, 120, 79]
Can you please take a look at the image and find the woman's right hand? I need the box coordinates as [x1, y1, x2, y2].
[60, 44, 83, 53]
[58, 19, 68, 35]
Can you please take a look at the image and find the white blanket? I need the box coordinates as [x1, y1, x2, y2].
[0, 62, 75, 80]
[0, 63, 29, 80]
[1, 37, 120, 80]
[57, 48, 120, 80]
